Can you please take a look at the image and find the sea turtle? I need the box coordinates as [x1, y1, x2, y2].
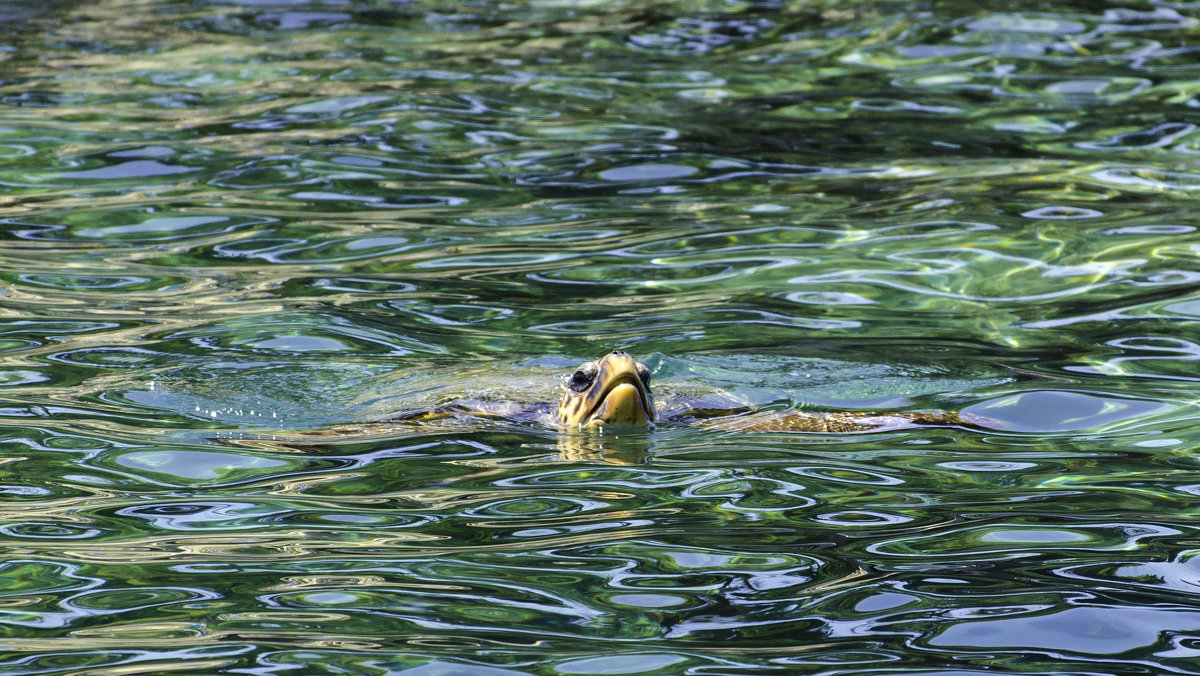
[390, 349, 969, 434]
[217, 349, 976, 461]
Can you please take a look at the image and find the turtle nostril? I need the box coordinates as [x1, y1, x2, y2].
[612, 349, 626, 356]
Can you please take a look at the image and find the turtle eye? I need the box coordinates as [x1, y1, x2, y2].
[636, 363, 651, 387]
[568, 363, 596, 392]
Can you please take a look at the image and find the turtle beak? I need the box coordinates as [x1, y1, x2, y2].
[585, 381, 650, 428]
[581, 351, 655, 428]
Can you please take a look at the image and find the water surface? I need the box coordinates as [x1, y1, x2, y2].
[1, 0, 1200, 673]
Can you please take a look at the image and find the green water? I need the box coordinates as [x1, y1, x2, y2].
[1, 0, 1200, 672]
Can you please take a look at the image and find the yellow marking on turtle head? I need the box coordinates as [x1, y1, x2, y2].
[554, 350, 656, 428]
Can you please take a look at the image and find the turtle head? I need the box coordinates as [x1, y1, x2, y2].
[555, 350, 656, 428]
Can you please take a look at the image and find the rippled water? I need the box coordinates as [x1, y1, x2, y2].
[2, 0, 1200, 672]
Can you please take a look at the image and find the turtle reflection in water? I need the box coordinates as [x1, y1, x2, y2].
[396, 350, 969, 433]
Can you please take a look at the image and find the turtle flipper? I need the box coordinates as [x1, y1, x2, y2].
[696, 409, 971, 433]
